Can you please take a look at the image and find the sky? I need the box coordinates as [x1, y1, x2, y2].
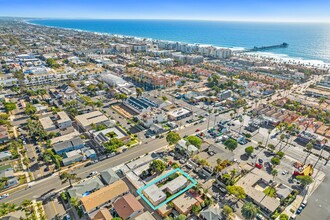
[0, 0, 330, 22]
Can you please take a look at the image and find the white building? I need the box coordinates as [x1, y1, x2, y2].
[137, 108, 167, 128]
[56, 111, 72, 130]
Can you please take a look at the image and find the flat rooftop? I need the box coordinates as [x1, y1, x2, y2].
[167, 108, 191, 117]
[57, 111, 71, 123]
[235, 166, 281, 213]
[75, 111, 108, 128]
[143, 184, 166, 205]
[39, 117, 55, 130]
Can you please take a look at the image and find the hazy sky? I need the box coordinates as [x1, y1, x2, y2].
[1, 0, 330, 22]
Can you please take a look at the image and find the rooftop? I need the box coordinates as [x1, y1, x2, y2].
[143, 184, 166, 205]
[113, 193, 144, 220]
[80, 179, 129, 213]
[75, 111, 109, 128]
[57, 111, 71, 123]
[39, 117, 55, 130]
[167, 108, 191, 117]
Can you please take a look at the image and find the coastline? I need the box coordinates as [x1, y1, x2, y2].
[25, 19, 330, 69]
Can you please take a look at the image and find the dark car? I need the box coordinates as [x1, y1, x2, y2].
[258, 158, 264, 163]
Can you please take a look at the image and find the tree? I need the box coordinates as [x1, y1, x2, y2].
[226, 185, 246, 200]
[296, 175, 313, 188]
[24, 103, 37, 115]
[112, 218, 123, 220]
[104, 138, 124, 153]
[136, 87, 144, 97]
[191, 204, 201, 214]
[46, 58, 60, 68]
[304, 142, 313, 164]
[174, 214, 186, 220]
[115, 93, 128, 101]
[271, 169, 278, 180]
[241, 202, 259, 220]
[186, 136, 202, 148]
[149, 160, 166, 174]
[279, 214, 289, 220]
[271, 157, 281, 166]
[245, 146, 254, 156]
[222, 205, 233, 217]
[21, 199, 32, 207]
[59, 172, 81, 187]
[166, 131, 181, 145]
[70, 197, 79, 208]
[3, 102, 16, 113]
[268, 144, 276, 152]
[224, 139, 238, 151]
[162, 96, 168, 102]
[276, 151, 285, 159]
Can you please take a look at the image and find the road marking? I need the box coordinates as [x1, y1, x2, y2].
[52, 200, 58, 215]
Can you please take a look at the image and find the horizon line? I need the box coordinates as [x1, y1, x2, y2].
[2, 16, 330, 24]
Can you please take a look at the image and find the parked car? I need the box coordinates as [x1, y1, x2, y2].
[255, 163, 263, 169]
[179, 158, 187, 164]
[87, 171, 98, 178]
[258, 158, 263, 163]
[195, 129, 200, 132]
[0, 193, 9, 200]
[185, 163, 193, 169]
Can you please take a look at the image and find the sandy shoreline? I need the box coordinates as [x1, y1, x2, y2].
[23, 19, 330, 69]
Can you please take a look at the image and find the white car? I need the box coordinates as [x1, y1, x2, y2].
[282, 170, 288, 175]
[0, 193, 9, 200]
[87, 171, 98, 178]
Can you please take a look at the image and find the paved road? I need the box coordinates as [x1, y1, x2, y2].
[2, 121, 207, 205]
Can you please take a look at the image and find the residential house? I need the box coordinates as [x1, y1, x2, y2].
[200, 205, 223, 220]
[0, 126, 9, 144]
[56, 111, 72, 130]
[100, 168, 120, 185]
[68, 178, 104, 199]
[176, 139, 199, 156]
[39, 117, 57, 132]
[113, 193, 144, 220]
[62, 151, 83, 166]
[80, 179, 129, 215]
[0, 151, 12, 162]
[134, 211, 156, 220]
[0, 165, 14, 179]
[91, 127, 130, 147]
[53, 137, 84, 155]
[172, 192, 200, 215]
[92, 208, 113, 220]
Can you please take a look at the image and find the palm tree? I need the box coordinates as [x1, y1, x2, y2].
[21, 199, 33, 212]
[304, 142, 313, 165]
[70, 197, 79, 209]
[59, 172, 81, 187]
[238, 117, 243, 134]
[241, 202, 259, 220]
[315, 139, 328, 167]
[265, 129, 271, 148]
[271, 169, 278, 180]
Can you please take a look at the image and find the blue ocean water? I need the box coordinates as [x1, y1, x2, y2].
[29, 19, 330, 65]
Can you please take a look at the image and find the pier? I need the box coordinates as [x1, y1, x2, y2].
[236, 42, 288, 53]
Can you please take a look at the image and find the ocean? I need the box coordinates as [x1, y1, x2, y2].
[29, 19, 330, 65]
